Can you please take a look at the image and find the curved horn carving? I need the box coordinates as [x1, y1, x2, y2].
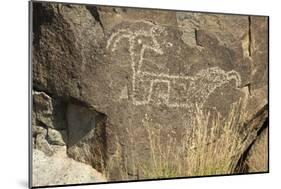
[227, 70, 242, 88]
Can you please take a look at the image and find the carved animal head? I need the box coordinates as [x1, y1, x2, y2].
[106, 22, 168, 73]
[106, 23, 166, 54]
[226, 70, 242, 88]
[196, 67, 241, 88]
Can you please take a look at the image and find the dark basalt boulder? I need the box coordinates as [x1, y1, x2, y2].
[32, 2, 268, 181]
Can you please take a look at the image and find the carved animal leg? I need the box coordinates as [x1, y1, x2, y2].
[148, 79, 170, 105]
[133, 76, 152, 106]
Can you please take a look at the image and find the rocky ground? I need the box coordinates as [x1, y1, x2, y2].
[32, 146, 106, 187]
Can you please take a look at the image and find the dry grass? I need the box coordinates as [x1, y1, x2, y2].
[103, 99, 251, 180]
[99, 135, 130, 180]
[183, 102, 246, 176]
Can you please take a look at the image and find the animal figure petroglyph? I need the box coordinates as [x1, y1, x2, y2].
[106, 21, 241, 110]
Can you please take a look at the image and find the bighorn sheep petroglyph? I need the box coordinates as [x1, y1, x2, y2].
[106, 21, 241, 110]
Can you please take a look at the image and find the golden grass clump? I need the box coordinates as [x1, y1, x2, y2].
[103, 99, 255, 180]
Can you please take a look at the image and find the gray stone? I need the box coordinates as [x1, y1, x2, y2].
[33, 91, 54, 128]
[47, 128, 67, 146]
[35, 134, 53, 156]
[32, 125, 47, 137]
[66, 103, 106, 172]
[246, 127, 268, 172]
[32, 2, 268, 180]
[33, 90, 67, 130]
[32, 148, 106, 187]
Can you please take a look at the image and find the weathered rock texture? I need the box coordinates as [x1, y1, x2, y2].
[33, 147, 106, 187]
[245, 126, 269, 172]
[32, 1, 268, 185]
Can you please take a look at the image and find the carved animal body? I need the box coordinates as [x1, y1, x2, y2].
[106, 21, 241, 110]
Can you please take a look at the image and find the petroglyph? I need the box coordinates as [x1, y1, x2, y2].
[106, 21, 241, 110]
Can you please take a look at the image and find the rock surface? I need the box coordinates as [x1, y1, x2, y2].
[246, 127, 268, 172]
[35, 131, 54, 156]
[33, 91, 54, 128]
[67, 103, 106, 172]
[32, 147, 106, 187]
[32, 1, 268, 183]
[47, 128, 67, 146]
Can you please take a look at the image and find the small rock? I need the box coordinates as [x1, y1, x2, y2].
[35, 134, 53, 156]
[33, 91, 54, 128]
[32, 148, 106, 187]
[33, 125, 47, 137]
[47, 128, 67, 146]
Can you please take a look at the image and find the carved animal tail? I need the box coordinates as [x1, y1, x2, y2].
[106, 29, 133, 52]
[227, 71, 242, 88]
